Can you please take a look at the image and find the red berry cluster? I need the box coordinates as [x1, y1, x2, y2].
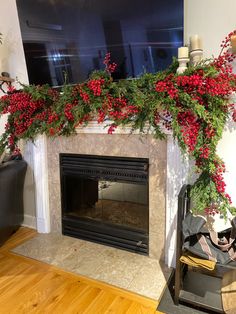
[103, 52, 117, 73]
[176, 74, 203, 88]
[211, 161, 231, 203]
[97, 109, 106, 123]
[0, 91, 51, 149]
[49, 127, 56, 136]
[47, 111, 59, 124]
[47, 88, 60, 101]
[64, 103, 74, 121]
[107, 124, 117, 134]
[0, 89, 57, 150]
[199, 145, 210, 159]
[213, 51, 235, 74]
[227, 103, 236, 122]
[176, 72, 235, 101]
[103, 96, 139, 123]
[195, 158, 203, 170]
[205, 125, 215, 139]
[71, 85, 90, 103]
[204, 205, 220, 216]
[95, 95, 139, 131]
[80, 90, 90, 103]
[8, 133, 15, 147]
[221, 32, 236, 50]
[177, 111, 200, 152]
[87, 79, 105, 96]
[214, 30, 236, 74]
[155, 75, 178, 99]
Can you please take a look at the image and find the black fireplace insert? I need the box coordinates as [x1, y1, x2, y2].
[60, 153, 149, 254]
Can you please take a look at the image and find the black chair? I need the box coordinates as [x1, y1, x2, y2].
[0, 159, 27, 246]
[174, 184, 236, 313]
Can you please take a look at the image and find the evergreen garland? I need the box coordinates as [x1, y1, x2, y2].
[1, 33, 236, 217]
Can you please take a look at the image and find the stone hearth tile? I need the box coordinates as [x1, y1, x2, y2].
[90, 247, 155, 289]
[92, 258, 140, 289]
[12, 233, 171, 300]
[52, 248, 105, 277]
[13, 233, 85, 264]
[127, 260, 171, 299]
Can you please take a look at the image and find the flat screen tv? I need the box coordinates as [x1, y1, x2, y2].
[16, 0, 183, 87]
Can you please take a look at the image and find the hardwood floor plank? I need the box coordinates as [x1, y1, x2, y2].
[0, 255, 23, 275]
[126, 301, 157, 314]
[0, 263, 34, 295]
[33, 279, 86, 313]
[0, 271, 58, 311]
[0, 227, 37, 252]
[83, 290, 117, 313]
[9, 273, 77, 313]
[0, 227, 160, 313]
[44, 282, 90, 313]
[67, 286, 102, 313]
[105, 296, 133, 313]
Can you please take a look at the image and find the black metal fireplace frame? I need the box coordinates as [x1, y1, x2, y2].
[60, 153, 149, 255]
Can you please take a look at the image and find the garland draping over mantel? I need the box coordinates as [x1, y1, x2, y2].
[0, 32, 236, 217]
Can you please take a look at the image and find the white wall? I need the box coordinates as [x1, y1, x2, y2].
[0, 1, 28, 83]
[0, 0, 29, 133]
[184, 0, 236, 206]
[0, 0, 36, 227]
[184, 0, 236, 57]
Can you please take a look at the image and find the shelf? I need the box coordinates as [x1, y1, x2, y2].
[179, 271, 224, 313]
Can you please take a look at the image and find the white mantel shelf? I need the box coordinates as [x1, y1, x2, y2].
[75, 120, 171, 135]
[32, 121, 189, 267]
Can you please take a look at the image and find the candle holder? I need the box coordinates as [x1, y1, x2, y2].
[190, 49, 203, 66]
[177, 57, 189, 74]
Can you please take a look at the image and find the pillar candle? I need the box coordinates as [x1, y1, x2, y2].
[190, 35, 203, 51]
[230, 34, 236, 54]
[178, 47, 189, 58]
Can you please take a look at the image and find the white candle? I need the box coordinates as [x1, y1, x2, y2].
[178, 47, 189, 58]
[190, 35, 203, 51]
[231, 34, 236, 54]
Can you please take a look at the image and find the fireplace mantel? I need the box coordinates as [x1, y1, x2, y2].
[32, 122, 189, 267]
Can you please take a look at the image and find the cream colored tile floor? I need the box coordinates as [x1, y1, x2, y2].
[12, 233, 171, 300]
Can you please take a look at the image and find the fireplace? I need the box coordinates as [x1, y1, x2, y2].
[60, 153, 149, 254]
[44, 133, 166, 261]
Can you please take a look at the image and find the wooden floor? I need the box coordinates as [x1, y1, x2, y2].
[0, 228, 163, 313]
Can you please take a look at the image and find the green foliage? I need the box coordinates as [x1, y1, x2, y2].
[0, 54, 235, 217]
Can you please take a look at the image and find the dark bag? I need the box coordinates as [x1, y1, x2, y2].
[182, 212, 236, 265]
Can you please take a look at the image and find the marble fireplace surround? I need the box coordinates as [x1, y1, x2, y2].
[33, 123, 188, 267]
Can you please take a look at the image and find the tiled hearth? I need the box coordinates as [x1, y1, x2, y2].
[13, 232, 172, 299]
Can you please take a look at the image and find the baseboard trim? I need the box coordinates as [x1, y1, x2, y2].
[36, 217, 50, 233]
[22, 215, 37, 229]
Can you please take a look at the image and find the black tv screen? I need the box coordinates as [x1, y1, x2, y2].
[16, 0, 183, 87]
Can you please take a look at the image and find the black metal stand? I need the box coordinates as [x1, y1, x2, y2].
[174, 185, 236, 313]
